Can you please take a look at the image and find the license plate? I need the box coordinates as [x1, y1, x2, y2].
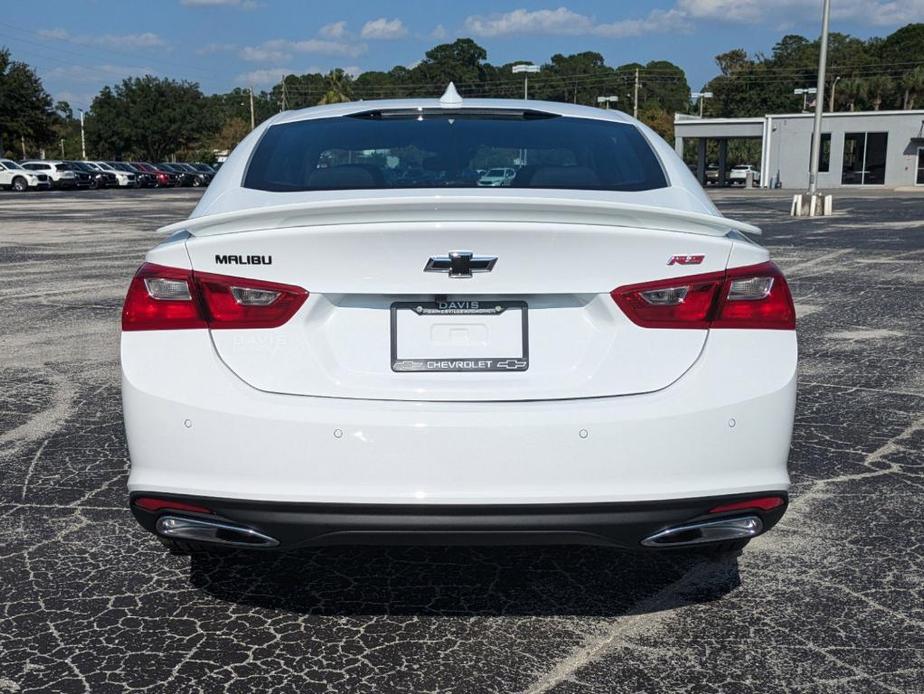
[391, 300, 528, 372]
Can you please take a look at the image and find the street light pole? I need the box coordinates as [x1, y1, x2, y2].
[691, 91, 713, 117]
[808, 0, 831, 196]
[249, 87, 256, 131]
[78, 108, 87, 160]
[829, 75, 841, 112]
[512, 64, 539, 99]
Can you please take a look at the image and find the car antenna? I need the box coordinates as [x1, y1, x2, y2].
[440, 82, 463, 108]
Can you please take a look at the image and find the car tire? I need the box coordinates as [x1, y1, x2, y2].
[12, 177, 28, 192]
[192, 177, 203, 188]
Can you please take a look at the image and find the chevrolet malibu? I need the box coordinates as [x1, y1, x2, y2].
[123, 85, 796, 555]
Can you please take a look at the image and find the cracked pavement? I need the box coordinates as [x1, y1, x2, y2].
[1, 188, 922, 692]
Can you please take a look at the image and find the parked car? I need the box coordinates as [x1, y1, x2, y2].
[478, 167, 517, 186]
[192, 162, 217, 176]
[82, 161, 120, 188]
[0, 159, 51, 191]
[123, 91, 796, 556]
[157, 163, 196, 187]
[67, 161, 114, 189]
[729, 164, 761, 185]
[110, 162, 154, 188]
[21, 160, 78, 189]
[132, 162, 177, 188]
[88, 161, 137, 188]
[172, 162, 212, 187]
[705, 164, 720, 185]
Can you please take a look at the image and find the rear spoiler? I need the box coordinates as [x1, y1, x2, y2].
[158, 196, 761, 238]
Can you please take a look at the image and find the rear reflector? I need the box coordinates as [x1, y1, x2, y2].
[709, 496, 786, 514]
[611, 261, 795, 330]
[122, 263, 308, 331]
[133, 497, 212, 514]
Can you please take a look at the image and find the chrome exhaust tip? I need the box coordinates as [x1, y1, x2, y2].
[641, 515, 763, 548]
[156, 515, 279, 548]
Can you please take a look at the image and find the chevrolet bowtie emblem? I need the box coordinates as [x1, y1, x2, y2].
[424, 251, 497, 278]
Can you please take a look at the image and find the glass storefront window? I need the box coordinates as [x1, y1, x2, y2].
[842, 132, 888, 185]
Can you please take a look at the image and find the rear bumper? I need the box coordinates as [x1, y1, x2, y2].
[123, 329, 796, 506]
[130, 492, 788, 550]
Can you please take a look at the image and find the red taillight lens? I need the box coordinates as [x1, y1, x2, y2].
[122, 263, 206, 331]
[709, 496, 786, 513]
[121, 262, 308, 331]
[133, 497, 212, 514]
[611, 262, 795, 330]
[196, 270, 308, 329]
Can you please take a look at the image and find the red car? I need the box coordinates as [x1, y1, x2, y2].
[131, 162, 177, 188]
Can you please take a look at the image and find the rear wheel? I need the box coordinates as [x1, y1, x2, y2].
[12, 176, 28, 192]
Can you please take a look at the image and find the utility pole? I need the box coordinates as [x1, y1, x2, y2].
[633, 68, 640, 119]
[20, 135, 26, 159]
[281, 76, 288, 111]
[60, 139, 65, 158]
[808, 0, 830, 196]
[249, 87, 255, 131]
[792, 0, 833, 217]
[78, 108, 87, 160]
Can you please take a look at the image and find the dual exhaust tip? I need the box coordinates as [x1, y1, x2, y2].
[640, 515, 763, 547]
[153, 513, 762, 550]
[157, 515, 279, 548]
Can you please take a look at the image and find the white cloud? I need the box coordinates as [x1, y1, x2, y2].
[180, 0, 261, 8]
[39, 28, 167, 49]
[360, 17, 408, 40]
[341, 65, 363, 78]
[236, 67, 299, 87]
[319, 21, 348, 39]
[240, 45, 291, 62]
[677, 0, 924, 25]
[465, 2, 924, 39]
[46, 64, 157, 83]
[242, 37, 365, 61]
[463, 7, 689, 38]
[430, 24, 447, 40]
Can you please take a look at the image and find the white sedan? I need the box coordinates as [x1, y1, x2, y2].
[122, 86, 796, 555]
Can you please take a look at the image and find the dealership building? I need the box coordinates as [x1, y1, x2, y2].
[674, 110, 924, 189]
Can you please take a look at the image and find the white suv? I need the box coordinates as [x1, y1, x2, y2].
[21, 160, 78, 189]
[0, 159, 51, 191]
[90, 161, 138, 187]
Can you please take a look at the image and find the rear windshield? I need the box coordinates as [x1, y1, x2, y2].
[244, 112, 667, 192]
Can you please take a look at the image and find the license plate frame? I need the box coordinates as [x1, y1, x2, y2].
[390, 300, 529, 373]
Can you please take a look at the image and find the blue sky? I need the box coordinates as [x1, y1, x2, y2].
[2, 0, 922, 110]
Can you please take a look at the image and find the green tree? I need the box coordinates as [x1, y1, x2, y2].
[85, 75, 212, 160]
[0, 47, 57, 157]
[900, 66, 924, 109]
[318, 68, 353, 105]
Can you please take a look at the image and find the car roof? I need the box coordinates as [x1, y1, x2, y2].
[271, 97, 637, 127]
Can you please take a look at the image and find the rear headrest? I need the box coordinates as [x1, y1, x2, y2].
[307, 164, 384, 189]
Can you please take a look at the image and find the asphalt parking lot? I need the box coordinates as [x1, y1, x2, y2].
[1, 187, 922, 693]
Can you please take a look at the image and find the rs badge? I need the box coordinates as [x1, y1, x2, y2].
[667, 255, 705, 266]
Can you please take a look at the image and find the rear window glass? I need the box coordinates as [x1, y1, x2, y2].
[244, 112, 667, 192]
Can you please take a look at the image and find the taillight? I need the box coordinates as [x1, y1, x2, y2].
[709, 496, 786, 513]
[121, 262, 308, 331]
[611, 262, 795, 330]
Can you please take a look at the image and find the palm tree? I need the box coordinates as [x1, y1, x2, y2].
[318, 69, 353, 105]
[838, 77, 868, 111]
[865, 75, 894, 111]
[901, 66, 924, 109]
